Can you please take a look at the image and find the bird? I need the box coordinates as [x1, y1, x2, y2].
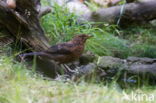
[19, 34, 93, 64]
[6, 0, 16, 9]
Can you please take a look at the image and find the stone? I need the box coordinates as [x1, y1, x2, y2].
[78, 63, 97, 75]
[79, 51, 96, 65]
[97, 56, 124, 69]
[127, 57, 156, 64]
[71, 63, 97, 80]
[128, 63, 156, 75]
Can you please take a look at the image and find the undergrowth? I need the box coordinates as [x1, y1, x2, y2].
[0, 56, 156, 103]
[41, 2, 156, 58]
[0, 0, 156, 103]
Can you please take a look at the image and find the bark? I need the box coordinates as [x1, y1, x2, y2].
[70, 56, 156, 84]
[80, 0, 156, 26]
[0, 0, 60, 77]
[0, 0, 51, 51]
[97, 56, 156, 76]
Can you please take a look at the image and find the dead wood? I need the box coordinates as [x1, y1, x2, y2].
[80, 0, 156, 26]
[0, 0, 51, 51]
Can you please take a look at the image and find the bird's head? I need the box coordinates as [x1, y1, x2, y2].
[72, 34, 93, 44]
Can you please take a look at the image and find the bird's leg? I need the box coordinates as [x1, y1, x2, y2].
[63, 64, 79, 74]
[18, 54, 26, 62]
[60, 64, 68, 74]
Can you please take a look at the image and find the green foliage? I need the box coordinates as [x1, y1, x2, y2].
[41, 3, 156, 58]
[122, 26, 156, 58]
[41, 4, 128, 57]
[0, 1, 156, 103]
[0, 56, 156, 103]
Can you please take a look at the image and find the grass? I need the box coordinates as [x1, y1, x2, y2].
[41, 2, 156, 58]
[0, 56, 156, 103]
[0, 0, 156, 103]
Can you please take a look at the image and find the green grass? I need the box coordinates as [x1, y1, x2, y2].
[41, 2, 156, 58]
[0, 0, 156, 103]
[0, 56, 156, 103]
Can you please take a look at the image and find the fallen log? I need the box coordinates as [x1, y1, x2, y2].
[1, 0, 156, 80]
[69, 56, 156, 85]
[79, 0, 156, 26]
[0, 0, 62, 77]
[0, 0, 51, 51]
[97, 56, 156, 76]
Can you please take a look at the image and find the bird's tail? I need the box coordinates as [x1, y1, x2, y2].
[19, 52, 48, 59]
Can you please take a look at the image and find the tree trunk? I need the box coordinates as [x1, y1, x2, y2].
[0, 0, 51, 51]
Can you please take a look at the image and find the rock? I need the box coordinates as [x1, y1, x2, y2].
[125, 57, 156, 75]
[71, 63, 97, 80]
[60, 56, 156, 84]
[97, 56, 156, 77]
[78, 63, 97, 75]
[97, 56, 124, 69]
[66, 0, 91, 15]
[128, 63, 156, 75]
[52, 0, 91, 15]
[127, 57, 156, 64]
[150, 19, 156, 26]
[79, 51, 96, 65]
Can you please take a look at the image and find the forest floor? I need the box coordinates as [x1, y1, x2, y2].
[0, 56, 156, 103]
[0, 0, 156, 103]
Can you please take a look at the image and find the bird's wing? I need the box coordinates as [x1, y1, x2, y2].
[45, 43, 74, 55]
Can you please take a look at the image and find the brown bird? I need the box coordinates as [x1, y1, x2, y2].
[19, 34, 92, 64]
